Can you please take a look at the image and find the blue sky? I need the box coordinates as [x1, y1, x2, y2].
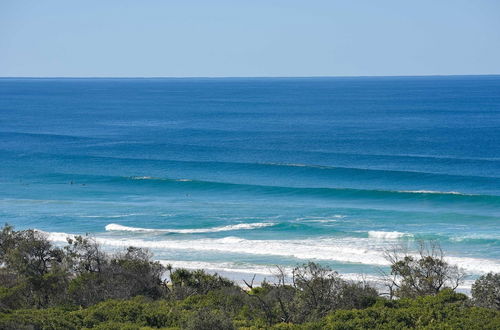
[1, 0, 499, 77]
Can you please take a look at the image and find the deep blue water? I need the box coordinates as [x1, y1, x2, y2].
[1, 76, 499, 285]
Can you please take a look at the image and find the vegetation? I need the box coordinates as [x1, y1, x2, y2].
[383, 240, 467, 299]
[1, 224, 499, 329]
[471, 272, 500, 310]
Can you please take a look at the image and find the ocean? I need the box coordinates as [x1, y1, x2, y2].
[1, 76, 499, 289]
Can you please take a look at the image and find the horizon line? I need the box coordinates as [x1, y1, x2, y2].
[1, 74, 499, 79]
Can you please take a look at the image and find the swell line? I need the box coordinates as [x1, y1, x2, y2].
[122, 175, 500, 203]
[7, 150, 500, 180]
[23, 171, 500, 206]
[105, 222, 276, 233]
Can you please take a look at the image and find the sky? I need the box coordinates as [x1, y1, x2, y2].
[1, 0, 499, 77]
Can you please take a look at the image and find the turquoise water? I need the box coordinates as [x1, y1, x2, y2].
[1, 76, 499, 285]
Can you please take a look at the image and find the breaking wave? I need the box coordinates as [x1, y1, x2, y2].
[105, 222, 276, 234]
[42, 230, 500, 274]
[368, 231, 412, 239]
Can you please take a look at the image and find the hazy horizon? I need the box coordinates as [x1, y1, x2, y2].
[2, 74, 500, 79]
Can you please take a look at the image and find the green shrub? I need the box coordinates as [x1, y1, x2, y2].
[471, 272, 500, 310]
[185, 307, 235, 330]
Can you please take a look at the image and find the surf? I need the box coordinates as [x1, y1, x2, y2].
[41, 229, 500, 274]
[104, 222, 276, 233]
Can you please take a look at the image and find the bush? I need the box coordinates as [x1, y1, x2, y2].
[2, 225, 499, 329]
[320, 290, 500, 330]
[0, 225, 69, 308]
[245, 263, 379, 324]
[169, 268, 238, 299]
[185, 307, 235, 330]
[384, 240, 466, 298]
[0, 225, 168, 308]
[0, 288, 499, 329]
[472, 272, 500, 309]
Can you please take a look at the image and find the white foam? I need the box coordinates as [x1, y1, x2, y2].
[158, 260, 284, 276]
[308, 219, 339, 223]
[129, 176, 192, 182]
[445, 256, 500, 273]
[450, 234, 499, 242]
[140, 259, 478, 292]
[158, 260, 381, 283]
[105, 222, 276, 234]
[295, 215, 345, 223]
[42, 230, 500, 275]
[130, 176, 160, 180]
[368, 231, 410, 239]
[400, 190, 468, 195]
[153, 260, 475, 292]
[43, 232, 394, 266]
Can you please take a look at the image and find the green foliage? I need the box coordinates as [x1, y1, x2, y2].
[2, 225, 500, 329]
[319, 289, 500, 330]
[78, 297, 178, 328]
[245, 263, 379, 324]
[0, 307, 81, 330]
[170, 268, 237, 299]
[0, 224, 168, 309]
[185, 307, 235, 330]
[471, 272, 500, 310]
[385, 240, 466, 298]
[0, 290, 498, 330]
[0, 225, 69, 308]
[291, 262, 378, 316]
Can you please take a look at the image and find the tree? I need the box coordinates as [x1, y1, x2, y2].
[472, 272, 500, 310]
[289, 262, 377, 322]
[170, 268, 237, 299]
[69, 246, 167, 306]
[0, 225, 68, 308]
[0, 224, 16, 262]
[245, 263, 378, 324]
[65, 234, 105, 274]
[383, 240, 466, 299]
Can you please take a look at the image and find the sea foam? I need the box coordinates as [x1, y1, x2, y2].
[42, 230, 500, 274]
[368, 231, 410, 239]
[105, 222, 275, 234]
[400, 190, 468, 195]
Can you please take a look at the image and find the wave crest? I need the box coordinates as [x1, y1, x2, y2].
[42, 230, 500, 274]
[368, 231, 411, 239]
[105, 222, 275, 234]
[400, 190, 470, 196]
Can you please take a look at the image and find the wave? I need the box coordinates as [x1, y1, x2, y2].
[22, 144, 499, 169]
[400, 190, 471, 196]
[130, 176, 193, 182]
[157, 260, 381, 283]
[449, 234, 500, 243]
[306, 219, 340, 223]
[158, 259, 380, 282]
[16, 151, 500, 189]
[42, 230, 500, 274]
[105, 222, 276, 234]
[155, 259, 476, 292]
[158, 260, 284, 276]
[122, 177, 500, 207]
[368, 231, 412, 239]
[43, 172, 499, 206]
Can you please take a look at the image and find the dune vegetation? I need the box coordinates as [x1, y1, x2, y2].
[0, 224, 499, 329]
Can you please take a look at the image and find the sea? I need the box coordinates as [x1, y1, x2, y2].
[1, 76, 499, 290]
